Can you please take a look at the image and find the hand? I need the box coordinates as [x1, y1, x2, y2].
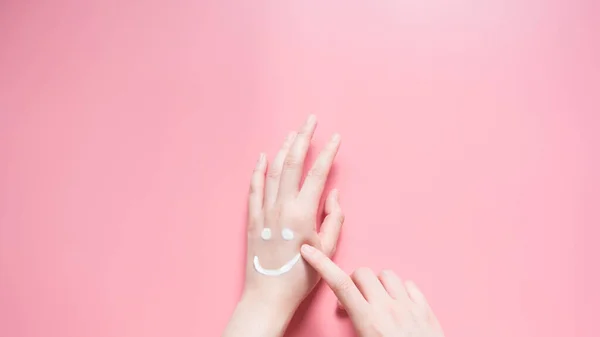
[223, 115, 344, 337]
[301, 245, 445, 337]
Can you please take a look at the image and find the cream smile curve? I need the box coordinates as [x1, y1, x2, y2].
[253, 253, 301, 276]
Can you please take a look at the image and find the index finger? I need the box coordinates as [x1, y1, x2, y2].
[300, 244, 368, 314]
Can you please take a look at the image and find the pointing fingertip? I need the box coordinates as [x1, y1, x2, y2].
[301, 244, 316, 255]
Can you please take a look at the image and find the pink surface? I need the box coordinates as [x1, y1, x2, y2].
[1, 1, 598, 336]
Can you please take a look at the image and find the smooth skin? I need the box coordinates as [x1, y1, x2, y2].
[301, 246, 445, 337]
[223, 116, 444, 337]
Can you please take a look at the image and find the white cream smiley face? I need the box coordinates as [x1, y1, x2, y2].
[253, 227, 301, 276]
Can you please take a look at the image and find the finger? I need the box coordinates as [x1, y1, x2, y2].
[404, 280, 428, 306]
[319, 189, 344, 256]
[264, 132, 296, 207]
[300, 244, 368, 315]
[248, 153, 266, 228]
[352, 268, 390, 303]
[278, 115, 317, 199]
[378, 270, 410, 301]
[299, 133, 341, 205]
[405, 281, 438, 323]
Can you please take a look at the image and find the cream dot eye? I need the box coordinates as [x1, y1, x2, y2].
[281, 228, 294, 241]
[261, 228, 272, 240]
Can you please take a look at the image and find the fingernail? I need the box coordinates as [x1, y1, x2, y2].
[301, 244, 315, 255]
[257, 153, 265, 166]
[306, 114, 317, 125]
[331, 133, 341, 143]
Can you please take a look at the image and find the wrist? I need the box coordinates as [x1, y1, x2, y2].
[241, 284, 302, 316]
[223, 292, 296, 337]
[239, 290, 297, 322]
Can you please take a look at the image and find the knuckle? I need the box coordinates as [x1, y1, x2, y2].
[247, 223, 258, 233]
[283, 156, 301, 170]
[247, 214, 262, 230]
[266, 167, 282, 179]
[332, 277, 354, 295]
[307, 166, 326, 179]
[285, 207, 308, 222]
[264, 208, 280, 223]
[297, 130, 311, 139]
[251, 169, 264, 181]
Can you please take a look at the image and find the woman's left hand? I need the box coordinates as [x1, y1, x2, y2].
[224, 115, 344, 337]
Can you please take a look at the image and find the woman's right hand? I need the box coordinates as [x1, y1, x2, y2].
[300, 244, 445, 337]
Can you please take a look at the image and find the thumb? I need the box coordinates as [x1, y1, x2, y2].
[300, 244, 367, 314]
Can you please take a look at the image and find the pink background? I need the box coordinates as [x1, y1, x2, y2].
[1, 1, 598, 336]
